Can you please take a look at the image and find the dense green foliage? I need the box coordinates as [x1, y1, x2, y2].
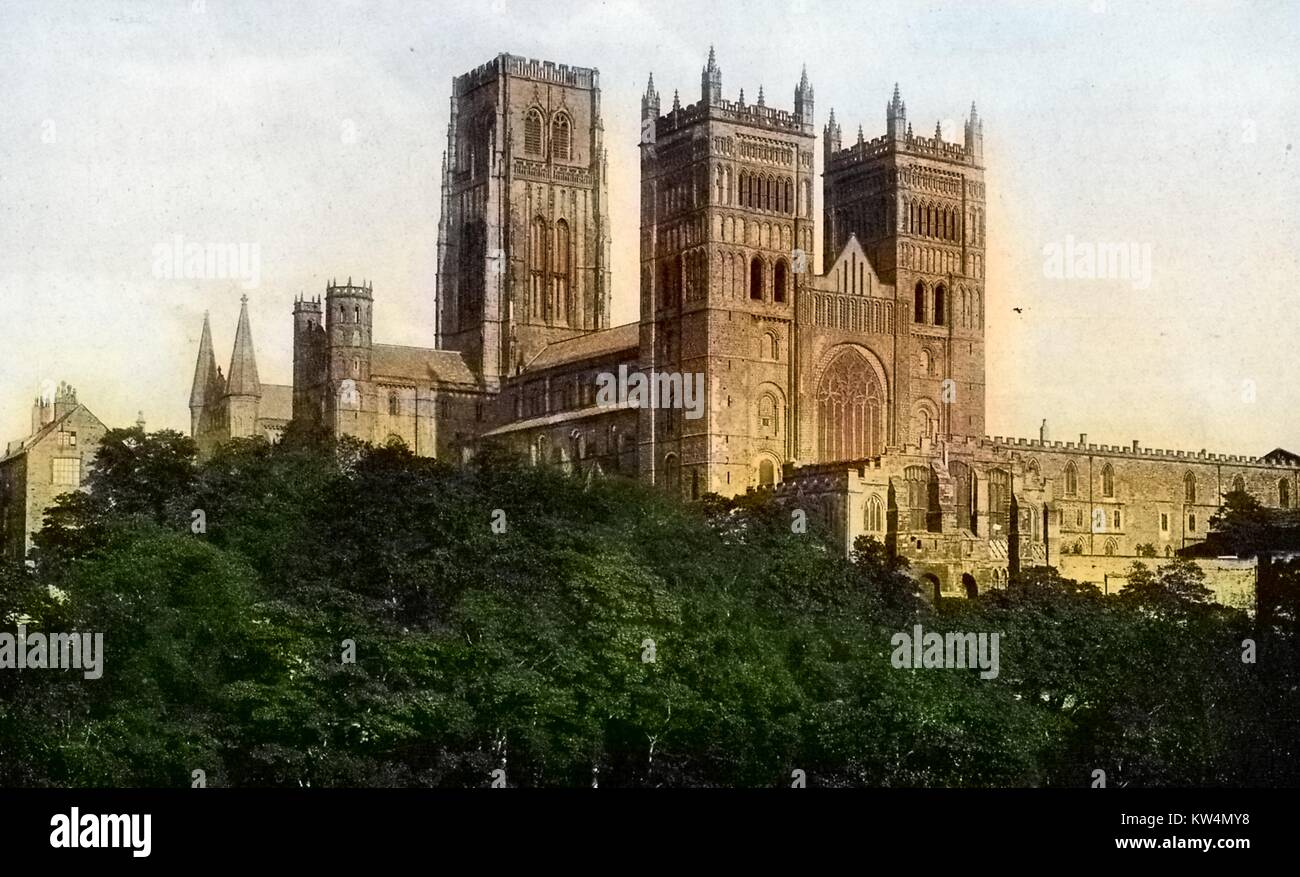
[1, 428, 1296, 787]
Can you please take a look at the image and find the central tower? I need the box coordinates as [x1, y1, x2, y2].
[436, 54, 613, 388]
[638, 49, 816, 497]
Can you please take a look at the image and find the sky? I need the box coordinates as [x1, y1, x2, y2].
[1, 0, 1297, 455]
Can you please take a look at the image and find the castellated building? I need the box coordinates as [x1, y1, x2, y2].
[186, 49, 1300, 602]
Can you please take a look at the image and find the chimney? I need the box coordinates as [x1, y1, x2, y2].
[1132, 439, 1139, 452]
[1079, 433, 1087, 446]
[1039, 419, 1048, 442]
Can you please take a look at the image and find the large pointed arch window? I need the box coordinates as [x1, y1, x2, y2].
[524, 108, 544, 155]
[529, 216, 547, 321]
[913, 281, 926, 323]
[551, 113, 571, 160]
[815, 348, 885, 462]
[1101, 463, 1114, 497]
[553, 219, 571, 326]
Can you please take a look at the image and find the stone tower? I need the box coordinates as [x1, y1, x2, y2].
[292, 293, 327, 430]
[638, 49, 817, 497]
[823, 88, 987, 445]
[323, 279, 375, 440]
[435, 53, 613, 387]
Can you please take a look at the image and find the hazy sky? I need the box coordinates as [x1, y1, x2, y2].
[1, 0, 1297, 455]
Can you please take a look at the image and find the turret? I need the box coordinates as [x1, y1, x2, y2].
[794, 65, 814, 133]
[824, 108, 842, 162]
[886, 83, 907, 142]
[641, 72, 660, 124]
[325, 278, 374, 418]
[701, 45, 722, 105]
[964, 101, 984, 159]
[292, 294, 327, 427]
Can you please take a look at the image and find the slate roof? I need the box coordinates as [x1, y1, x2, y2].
[525, 323, 639, 372]
[371, 345, 478, 387]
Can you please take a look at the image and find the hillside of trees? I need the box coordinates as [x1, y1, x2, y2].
[1, 428, 1296, 787]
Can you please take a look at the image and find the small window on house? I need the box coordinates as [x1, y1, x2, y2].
[774, 259, 788, 303]
[388, 391, 399, 416]
[749, 257, 764, 300]
[1064, 461, 1078, 496]
[1184, 472, 1197, 504]
[1113, 510, 1121, 529]
[1189, 514, 1197, 532]
[1160, 512, 1169, 532]
[913, 281, 925, 323]
[1101, 463, 1114, 497]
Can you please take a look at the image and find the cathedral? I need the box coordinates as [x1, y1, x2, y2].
[188, 50, 1299, 602]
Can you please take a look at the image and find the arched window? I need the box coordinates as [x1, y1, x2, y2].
[904, 465, 930, 530]
[1104, 538, 1118, 556]
[1165, 544, 1173, 557]
[749, 257, 764, 300]
[760, 331, 779, 361]
[1281, 478, 1291, 509]
[920, 348, 932, 376]
[1231, 474, 1245, 494]
[933, 283, 945, 326]
[815, 347, 886, 462]
[554, 219, 571, 324]
[987, 468, 1011, 535]
[913, 281, 926, 323]
[773, 259, 788, 303]
[388, 390, 399, 416]
[758, 395, 778, 438]
[1184, 472, 1197, 504]
[1102, 463, 1114, 497]
[758, 459, 776, 487]
[524, 108, 544, 155]
[659, 453, 681, 492]
[949, 460, 974, 531]
[551, 113, 571, 160]
[1064, 461, 1078, 496]
[529, 216, 548, 320]
[915, 407, 932, 440]
[865, 494, 884, 532]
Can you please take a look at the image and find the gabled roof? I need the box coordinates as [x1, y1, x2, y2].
[1263, 448, 1300, 466]
[823, 234, 885, 295]
[258, 384, 293, 423]
[525, 323, 639, 372]
[0, 404, 108, 465]
[371, 345, 478, 387]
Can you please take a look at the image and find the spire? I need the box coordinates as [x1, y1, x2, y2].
[935, 120, 943, 141]
[226, 295, 261, 398]
[799, 64, 810, 92]
[189, 311, 218, 409]
[738, 87, 745, 105]
[701, 45, 722, 103]
[887, 83, 907, 142]
[672, 89, 681, 112]
[757, 85, 765, 107]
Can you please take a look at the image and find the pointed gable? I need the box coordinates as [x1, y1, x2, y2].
[226, 295, 261, 398]
[825, 234, 884, 296]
